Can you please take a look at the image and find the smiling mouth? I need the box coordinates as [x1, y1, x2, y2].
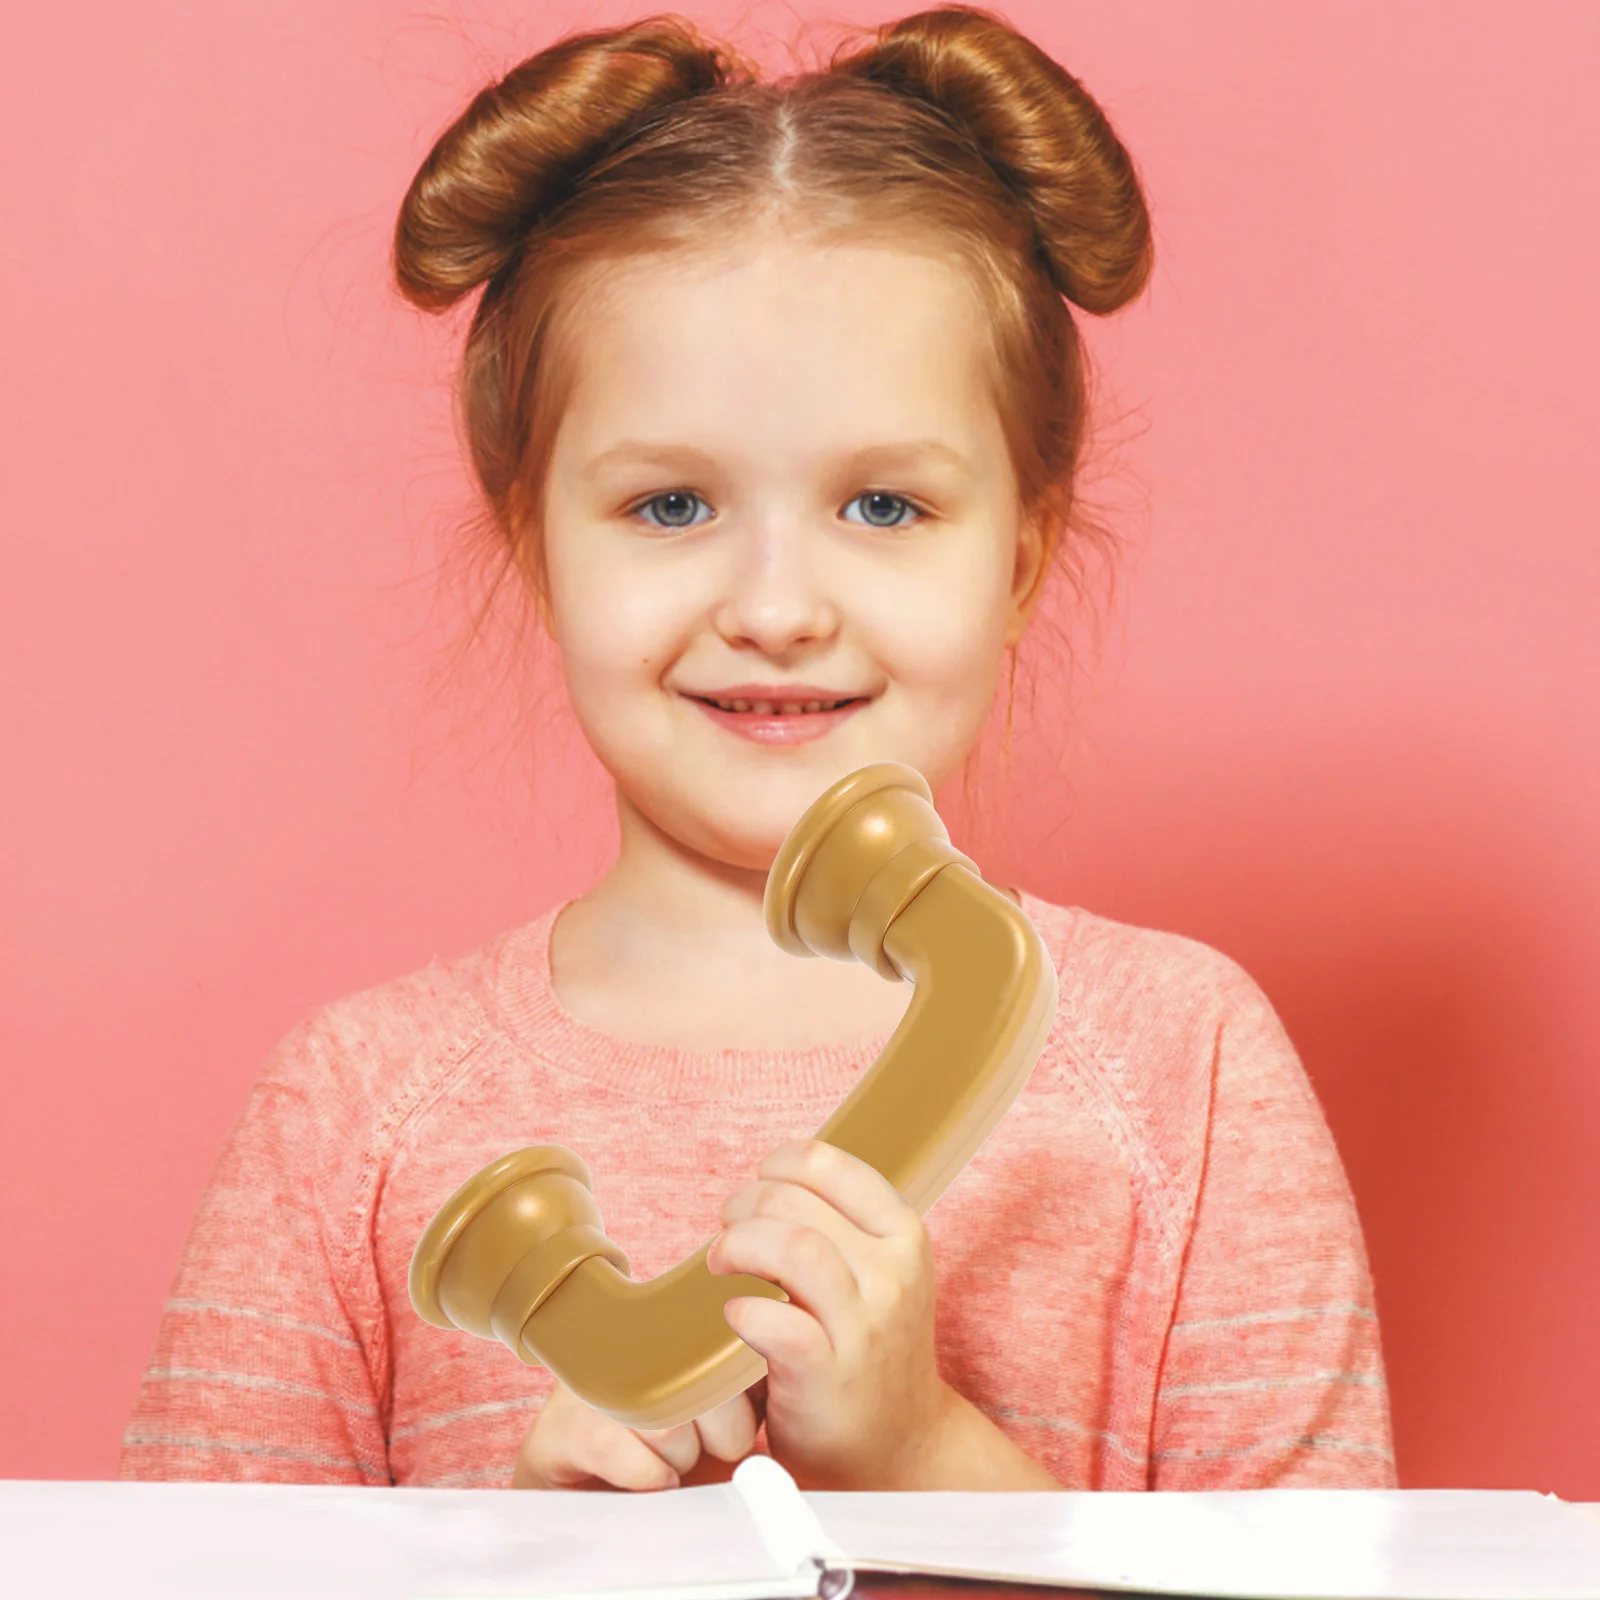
[691, 695, 866, 715]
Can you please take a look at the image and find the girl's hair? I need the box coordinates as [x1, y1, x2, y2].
[394, 4, 1152, 619]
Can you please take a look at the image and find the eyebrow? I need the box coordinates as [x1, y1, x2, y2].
[842, 440, 976, 477]
[581, 443, 722, 479]
[579, 439, 977, 479]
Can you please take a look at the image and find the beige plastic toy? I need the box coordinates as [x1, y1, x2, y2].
[409, 762, 1058, 1431]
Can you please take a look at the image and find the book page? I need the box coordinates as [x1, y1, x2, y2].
[0, 1478, 792, 1600]
[809, 1487, 1600, 1600]
[7, 1475, 1597, 1599]
[526, 1459, 846, 1600]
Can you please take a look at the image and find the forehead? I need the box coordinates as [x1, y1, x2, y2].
[553, 230, 1002, 465]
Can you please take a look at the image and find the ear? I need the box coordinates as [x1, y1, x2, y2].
[1004, 506, 1054, 647]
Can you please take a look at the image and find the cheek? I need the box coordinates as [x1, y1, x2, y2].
[546, 550, 684, 692]
[858, 551, 1014, 699]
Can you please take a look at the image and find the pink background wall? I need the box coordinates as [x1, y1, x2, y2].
[2, 0, 1596, 1496]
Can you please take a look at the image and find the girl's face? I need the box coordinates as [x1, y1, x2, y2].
[540, 226, 1046, 871]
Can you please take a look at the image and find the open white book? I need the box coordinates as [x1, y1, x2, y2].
[3, 1458, 1598, 1600]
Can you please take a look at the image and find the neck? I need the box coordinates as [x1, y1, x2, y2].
[548, 782, 918, 1051]
[546, 778, 1016, 1054]
[584, 788, 778, 959]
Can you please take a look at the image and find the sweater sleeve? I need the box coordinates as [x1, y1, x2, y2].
[1148, 961, 1396, 1488]
[119, 1016, 391, 1484]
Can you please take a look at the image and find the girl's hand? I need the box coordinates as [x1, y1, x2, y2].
[709, 1138, 960, 1490]
[513, 1378, 761, 1490]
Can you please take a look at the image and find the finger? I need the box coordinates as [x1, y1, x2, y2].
[693, 1389, 760, 1462]
[726, 1177, 876, 1260]
[581, 1425, 688, 1492]
[723, 1295, 832, 1373]
[519, 1415, 683, 1493]
[633, 1419, 704, 1477]
[736, 1375, 770, 1435]
[720, 1177, 873, 1280]
[711, 1216, 856, 1346]
[752, 1139, 911, 1238]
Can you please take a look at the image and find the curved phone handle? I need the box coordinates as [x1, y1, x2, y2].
[408, 762, 1058, 1430]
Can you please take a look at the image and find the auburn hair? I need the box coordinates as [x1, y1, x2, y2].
[394, 4, 1153, 612]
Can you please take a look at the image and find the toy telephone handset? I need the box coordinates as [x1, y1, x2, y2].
[409, 762, 1059, 1431]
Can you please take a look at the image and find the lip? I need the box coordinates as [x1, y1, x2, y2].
[685, 684, 869, 705]
[679, 686, 873, 747]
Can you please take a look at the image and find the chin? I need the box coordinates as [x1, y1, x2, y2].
[650, 768, 845, 873]
[621, 730, 949, 870]
[695, 797, 813, 872]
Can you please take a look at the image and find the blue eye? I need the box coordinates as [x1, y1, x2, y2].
[635, 490, 711, 529]
[843, 491, 919, 528]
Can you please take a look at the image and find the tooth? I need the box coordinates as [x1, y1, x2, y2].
[779, 703, 804, 715]
[803, 701, 822, 713]
[731, 699, 750, 713]
[753, 701, 776, 716]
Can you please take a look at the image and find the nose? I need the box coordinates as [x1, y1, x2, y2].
[712, 512, 840, 659]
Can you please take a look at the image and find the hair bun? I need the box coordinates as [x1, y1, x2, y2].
[833, 6, 1152, 313]
[395, 18, 739, 310]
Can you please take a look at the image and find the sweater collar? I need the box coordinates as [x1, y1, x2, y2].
[489, 888, 1052, 1102]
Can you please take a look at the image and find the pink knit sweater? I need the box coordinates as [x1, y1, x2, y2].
[120, 893, 1395, 1490]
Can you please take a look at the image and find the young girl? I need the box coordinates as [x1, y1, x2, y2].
[121, 5, 1394, 1494]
